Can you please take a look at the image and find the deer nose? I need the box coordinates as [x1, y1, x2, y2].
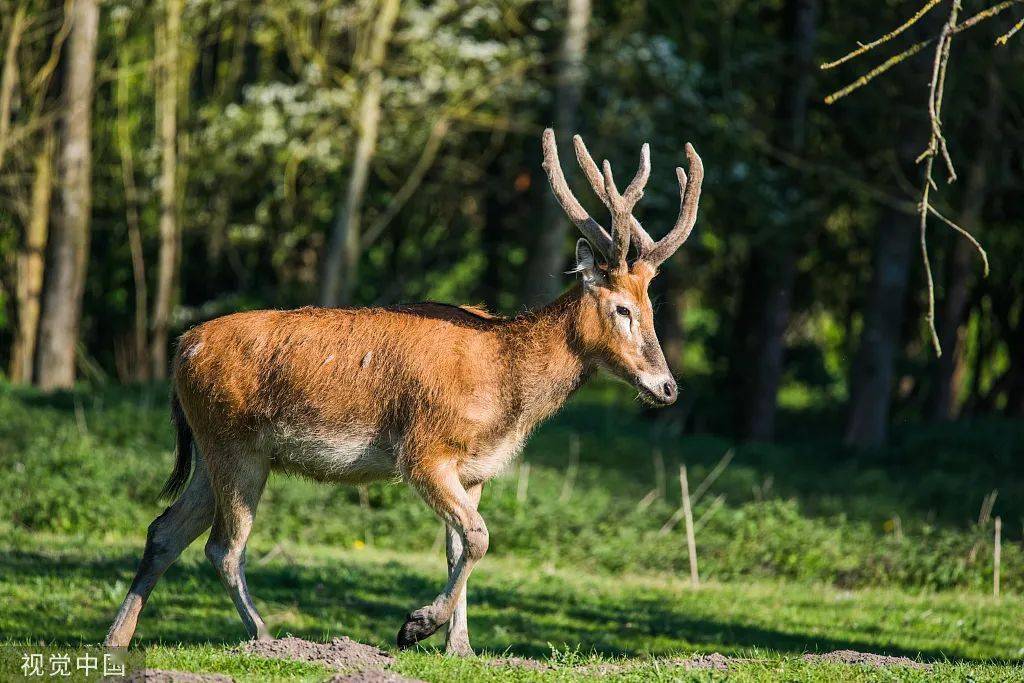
[662, 380, 677, 401]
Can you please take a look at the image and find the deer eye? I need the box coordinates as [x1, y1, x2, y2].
[615, 305, 631, 318]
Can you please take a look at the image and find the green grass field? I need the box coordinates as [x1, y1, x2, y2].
[1, 382, 1022, 680]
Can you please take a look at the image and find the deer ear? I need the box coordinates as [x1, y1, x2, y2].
[574, 239, 605, 289]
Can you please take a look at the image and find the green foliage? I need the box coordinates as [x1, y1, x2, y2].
[1, 381, 1020, 593]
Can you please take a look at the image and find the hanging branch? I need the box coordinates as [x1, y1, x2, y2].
[822, 0, 1020, 355]
[917, 0, 961, 355]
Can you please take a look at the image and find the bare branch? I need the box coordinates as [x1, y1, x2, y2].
[821, 0, 942, 70]
[823, 0, 1024, 105]
[928, 204, 989, 277]
[995, 15, 1024, 43]
[919, 0, 961, 357]
[825, 39, 930, 105]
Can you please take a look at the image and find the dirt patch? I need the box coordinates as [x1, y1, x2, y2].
[120, 669, 233, 683]
[238, 636, 395, 672]
[675, 653, 737, 670]
[327, 671, 425, 683]
[495, 652, 740, 675]
[802, 650, 931, 670]
[486, 656, 554, 671]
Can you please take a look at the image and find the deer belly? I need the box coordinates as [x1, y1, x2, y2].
[266, 427, 397, 483]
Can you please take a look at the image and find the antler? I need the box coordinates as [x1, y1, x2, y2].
[572, 135, 656, 257]
[643, 143, 704, 268]
[541, 129, 615, 258]
[541, 128, 703, 271]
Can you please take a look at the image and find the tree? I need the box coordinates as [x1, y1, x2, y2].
[34, 0, 99, 390]
[523, 0, 591, 307]
[10, 128, 53, 383]
[150, 0, 184, 379]
[844, 207, 916, 448]
[320, 0, 401, 307]
[730, 0, 818, 440]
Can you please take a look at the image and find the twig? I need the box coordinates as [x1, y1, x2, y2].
[927, 205, 989, 276]
[692, 449, 734, 505]
[993, 516, 1001, 597]
[516, 462, 530, 505]
[995, 15, 1024, 43]
[358, 485, 373, 546]
[825, 38, 931, 104]
[658, 505, 685, 535]
[821, 0, 942, 70]
[560, 434, 579, 503]
[918, 0, 961, 356]
[637, 489, 659, 511]
[680, 465, 699, 587]
[693, 494, 726, 534]
[431, 523, 446, 555]
[654, 449, 666, 499]
[978, 489, 998, 526]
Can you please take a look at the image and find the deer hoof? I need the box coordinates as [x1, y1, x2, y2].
[396, 608, 440, 649]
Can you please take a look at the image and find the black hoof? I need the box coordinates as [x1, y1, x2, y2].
[396, 610, 441, 649]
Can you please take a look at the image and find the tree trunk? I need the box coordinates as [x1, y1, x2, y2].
[844, 209, 916, 448]
[731, 0, 817, 440]
[34, 0, 99, 390]
[0, 4, 27, 171]
[522, 0, 591, 307]
[10, 128, 54, 383]
[928, 66, 1000, 421]
[113, 15, 149, 381]
[320, 0, 400, 307]
[149, 0, 184, 380]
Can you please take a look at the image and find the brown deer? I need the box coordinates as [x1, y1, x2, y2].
[104, 128, 703, 654]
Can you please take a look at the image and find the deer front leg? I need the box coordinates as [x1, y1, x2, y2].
[444, 482, 482, 656]
[398, 465, 488, 649]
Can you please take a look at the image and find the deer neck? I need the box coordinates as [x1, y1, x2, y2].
[503, 285, 593, 428]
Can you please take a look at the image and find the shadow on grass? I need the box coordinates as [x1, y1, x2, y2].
[1, 548, 1009, 665]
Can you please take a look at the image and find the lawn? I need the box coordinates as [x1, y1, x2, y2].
[1, 382, 1022, 680]
[1, 534, 1022, 681]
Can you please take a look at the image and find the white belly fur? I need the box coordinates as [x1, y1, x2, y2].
[265, 426, 397, 483]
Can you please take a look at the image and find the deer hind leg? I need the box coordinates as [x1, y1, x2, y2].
[444, 482, 483, 656]
[204, 451, 271, 641]
[105, 455, 216, 647]
[398, 464, 488, 649]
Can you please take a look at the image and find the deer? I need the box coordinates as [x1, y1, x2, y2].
[104, 128, 703, 655]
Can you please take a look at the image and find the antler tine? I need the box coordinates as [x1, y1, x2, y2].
[600, 159, 631, 267]
[573, 134, 607, 204]
[644, 143, 704, 268]
[541, 128, 614, 258]
[575, 135, 657, 259]
[624, 142, 651, 207]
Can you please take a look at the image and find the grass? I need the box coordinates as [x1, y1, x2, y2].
[2, 534, 1022, 681]
[2, 380, 1023, 680]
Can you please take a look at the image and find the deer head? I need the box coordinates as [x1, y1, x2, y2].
[541, 128, 704, 406]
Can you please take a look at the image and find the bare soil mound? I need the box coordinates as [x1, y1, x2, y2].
[121, 669, 233, 682]
[327, 671, 425, 683]
[802, 650, 931, 670]
[238, 636, 395, 671]
[487, 656, 554, 671]
[675, 653, 736, 670]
